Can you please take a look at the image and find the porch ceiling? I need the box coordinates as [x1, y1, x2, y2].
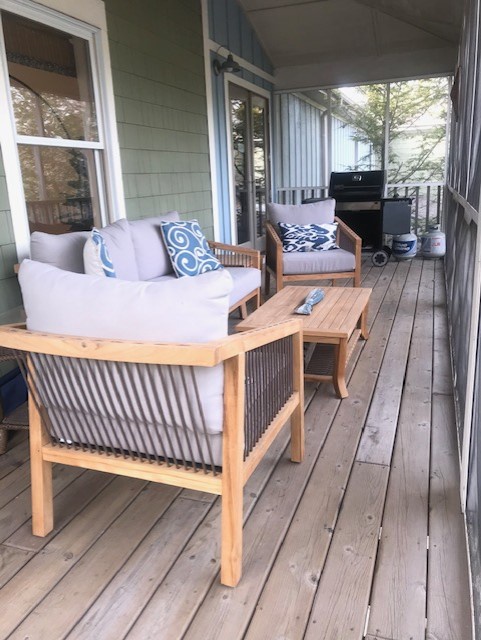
[238, 0, 463, 89]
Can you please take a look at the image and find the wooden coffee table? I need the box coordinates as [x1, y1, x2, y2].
[236, 286, 371, 398]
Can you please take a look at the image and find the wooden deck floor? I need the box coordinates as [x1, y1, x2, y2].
[0, 257, 473, 640]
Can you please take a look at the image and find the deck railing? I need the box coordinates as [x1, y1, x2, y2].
[276, 182, 445, 235]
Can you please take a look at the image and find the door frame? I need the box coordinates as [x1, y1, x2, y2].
[224, 74, 271, 248]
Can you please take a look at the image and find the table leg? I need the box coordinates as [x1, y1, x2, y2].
[333, 338, 348, 398]
[359, 302, 370, 340]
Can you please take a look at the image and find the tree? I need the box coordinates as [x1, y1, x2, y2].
[334, 78, 448, 183]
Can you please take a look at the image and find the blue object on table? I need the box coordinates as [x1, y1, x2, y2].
[295, 288, 325, 315]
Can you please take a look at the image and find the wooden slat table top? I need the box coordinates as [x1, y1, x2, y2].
[237, 286, 372, 340]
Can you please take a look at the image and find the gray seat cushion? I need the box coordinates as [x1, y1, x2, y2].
[282, 248, 356, 275]
[268, 199, 336, 226]
[225, 267, 261, 307]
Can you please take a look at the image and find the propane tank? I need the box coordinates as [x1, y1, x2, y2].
[421, 225, 446, 258]
[392, 232, 417, 260]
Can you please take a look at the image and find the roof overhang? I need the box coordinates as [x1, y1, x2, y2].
[238, 0, 462, 89]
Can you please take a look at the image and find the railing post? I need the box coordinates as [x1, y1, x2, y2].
[426, 186, 431, 230]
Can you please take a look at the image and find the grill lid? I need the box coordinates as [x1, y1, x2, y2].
[329, 170, 386, 202]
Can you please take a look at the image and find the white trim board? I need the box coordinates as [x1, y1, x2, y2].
[201, 0, 220, 241]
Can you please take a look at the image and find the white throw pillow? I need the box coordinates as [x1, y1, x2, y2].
[83, 228, 117, 277]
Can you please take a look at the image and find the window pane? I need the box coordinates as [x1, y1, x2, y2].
[331, 86, 385, 172]
[387, 78, 448, 184]
[2, 11, 98, 141]
[18, 145, 100, 233]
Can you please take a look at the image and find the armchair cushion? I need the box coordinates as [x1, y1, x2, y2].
[267, 199, 335, 226]
[278, 221, 339, 252]
[129, 211, 179, 280]
[18, 260, 235, 438]
[282, 248, 356, 275]
[94, 218, 139, 281]
[225, 267, 262, 307]
[30, 230, 89, 274]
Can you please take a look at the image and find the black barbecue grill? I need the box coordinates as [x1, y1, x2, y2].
[327, 170, 412, 264]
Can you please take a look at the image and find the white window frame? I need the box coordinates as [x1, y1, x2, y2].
[0, 0, 125, 259]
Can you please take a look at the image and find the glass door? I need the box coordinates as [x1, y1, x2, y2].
[229, 83, 269, 248]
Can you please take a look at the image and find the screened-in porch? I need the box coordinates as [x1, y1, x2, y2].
[0, 257, 471, 639]
[0, 0, 479, 638]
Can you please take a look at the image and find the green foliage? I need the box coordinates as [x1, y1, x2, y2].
[336, 78, 448, 183]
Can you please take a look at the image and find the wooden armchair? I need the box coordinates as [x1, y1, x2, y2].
[265, 217, 362, 294]
[208, 242, 262, 317]
[0, 319, 303, 587]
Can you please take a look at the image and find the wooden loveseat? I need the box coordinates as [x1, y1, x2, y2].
[0, 259, 304, 587]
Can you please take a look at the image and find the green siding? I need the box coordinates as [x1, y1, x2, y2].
[106, 0, 214, 237]
[0, 0, 213, 321]
[0, 153, 21, 318]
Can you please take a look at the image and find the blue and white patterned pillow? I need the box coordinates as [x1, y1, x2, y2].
[160, 220, 223, 277]
[278, 222, 339, 253]
[83, 228, 117, 278]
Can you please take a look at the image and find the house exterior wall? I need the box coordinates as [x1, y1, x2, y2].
[0, 0, 215, 320]
[105, 0, 214, 235]
[274, 93, 325, 191]
[0, 153, 21, 319]
[207, 0, 273, 244]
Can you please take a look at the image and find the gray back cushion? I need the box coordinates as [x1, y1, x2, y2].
[30, 230, 89, 273]
[130, 211, 180, 280]
[19, 260, 234, 438]
[268, 199, 336, 226]
[99, 218, 139, 281]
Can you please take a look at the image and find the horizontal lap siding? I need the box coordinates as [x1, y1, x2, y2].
[106, 0, 214, 237]
[0, 152, 21, 320]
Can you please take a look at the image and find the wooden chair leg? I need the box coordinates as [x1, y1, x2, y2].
[264, 269, 271, 297]
[240, 302, 248, 320]
[291, 331, 304, 463]
[276, 271, 284, 293]
[0, 428, 7, 455]
[221, 356, 245, 587]
[29, 394, 53, 537]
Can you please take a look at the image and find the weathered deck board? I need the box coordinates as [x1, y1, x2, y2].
[177, 265, 405, 640]
[0, 476, 151, 638]
[356, 258, 422, 465]
[427, 261, 473, 640]
[0, 258, 471, 640]
[366, 258, 434, 640]
[242, 260, 409, 640]
[13, 493, 208, 640]
[304, 462, 389, 640]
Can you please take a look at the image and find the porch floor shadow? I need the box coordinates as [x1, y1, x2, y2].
[0, 256, 472, 640]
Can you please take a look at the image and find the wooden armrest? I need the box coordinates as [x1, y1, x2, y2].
[335, 217, 362, 247]
[0, 320, 303, 367]
[208, 241, 261, 270]
[265, 222, 283, 271]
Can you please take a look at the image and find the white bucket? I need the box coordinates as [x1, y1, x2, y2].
[392, 233, 417, 260]
[421, 225, 446, 258]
